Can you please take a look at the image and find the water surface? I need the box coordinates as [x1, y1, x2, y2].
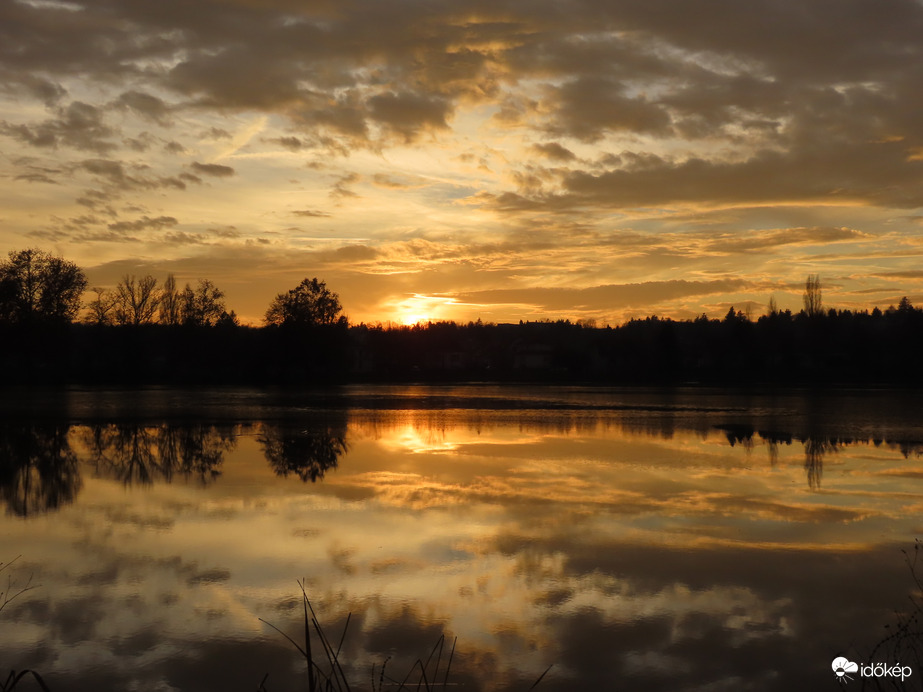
[2, 386, 923, 691]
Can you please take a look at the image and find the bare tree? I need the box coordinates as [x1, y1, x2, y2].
[179, 279, 227, 326]
[113, 274, 160, 325]
[85, 287, 116, 325]
[803, 274, 822, 318]
[159, 273, 181, 325]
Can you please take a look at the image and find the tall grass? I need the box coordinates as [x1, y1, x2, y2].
[0, 556, 47, 692]
[259, 579, 551, 691]
[864, 541, 923, 691]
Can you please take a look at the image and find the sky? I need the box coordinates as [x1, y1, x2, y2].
[2, 0, 923, 326]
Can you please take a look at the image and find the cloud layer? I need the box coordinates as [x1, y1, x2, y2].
[2, 0, 923, 322]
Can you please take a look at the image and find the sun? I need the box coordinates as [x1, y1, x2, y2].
[400, 311, 430, 326]
[393, 294, 459, 326]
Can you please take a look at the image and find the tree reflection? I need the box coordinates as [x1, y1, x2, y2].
[713, 426, 913, 489]
[258, 421, 348, 482]
[803, 437, 836, 490]
[82, 423, 235, 486]
[0, 424, 81, 516]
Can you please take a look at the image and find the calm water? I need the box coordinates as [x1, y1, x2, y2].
[2, 385, 923, 691]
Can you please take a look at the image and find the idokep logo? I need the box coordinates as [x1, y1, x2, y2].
[832, 657, 858, 683]
[832, 657, 912, 684]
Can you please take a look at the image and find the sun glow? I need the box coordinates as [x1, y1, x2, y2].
[395, 294, 460, 325]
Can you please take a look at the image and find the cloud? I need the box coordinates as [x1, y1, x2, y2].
[5, 74, 68, 106]
[77, 159, 193, 192]
[706, 227, 870, 254]
[292, 209, 331, 218]
[367, 91, 452, 141]
[551, 141, 923, 210]
[532, 142, 577, 162]
[190, 162, 236, 178]
[330, 172, 360, 199]
[14, 171, 59, 184]
[450, 279, 749, 312]
[544, 78, 672, 142]
[868, 270, 923, 279]
[2, 0, 923, 324]
[107, 215, 179, 232]
[207, 226, 241, 238]
[267, 136, 308, 151]
[371, 173, 428, 190]
[113, 91, 172, 125]
[1, 101, 118, 152]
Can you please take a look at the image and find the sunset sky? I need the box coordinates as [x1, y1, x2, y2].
[2, 0, 923, 325]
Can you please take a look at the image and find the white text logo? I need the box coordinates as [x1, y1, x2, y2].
[832, 657, 912, 684]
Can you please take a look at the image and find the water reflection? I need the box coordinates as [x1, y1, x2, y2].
[81, 423, 236, 486]
[0, 423, 80, 517]
[2, 388, 923, 691]
[1, 415, 923, 515]
[258, 418, 348, 483]
[716, 425, 923, 490]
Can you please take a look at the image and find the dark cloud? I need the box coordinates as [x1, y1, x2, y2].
[5, 74, 68, 106]
[268, 135, 308, 151]
[532, 142, 577, 162]
[190, 161, 235, 178]
[367, 91, 451, 141]
[3, 0, 923, 166]
[77, 159, 192, 192]
[14, 172, 59, 184]
[1, 101, 118, 153]
[161, 231, 207, 246]
[552, 140, 923, 210]
[113, 91, 172, 125]
[544, 78, 672, 141]
[167, 45, 308, 110]
[107, 215, 179, 232]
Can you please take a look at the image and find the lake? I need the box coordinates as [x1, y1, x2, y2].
[2, 385, 923, 691]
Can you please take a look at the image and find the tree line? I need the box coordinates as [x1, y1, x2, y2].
[3, 248, 923, 385]
[0, 248, 345, 328]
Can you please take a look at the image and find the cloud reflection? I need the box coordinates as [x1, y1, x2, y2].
[1, 391, 923, 690]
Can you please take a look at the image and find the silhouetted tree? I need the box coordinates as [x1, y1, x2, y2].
[179, 279, 227, 326]
[216, 310, 239, 327]
[803, 274, 823, 318]
[159, 273, 181, 325]
[0, 248, 87, 324]
[113, 274, 160, 325]
[85, 286, 116, 325]
[265, 278, 344, 327]
[767, 295, 778, 316]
